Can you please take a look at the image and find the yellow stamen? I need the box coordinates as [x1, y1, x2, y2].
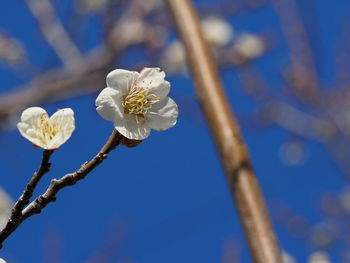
[36, 114, 63, 145]
[123, 85, 160, 115]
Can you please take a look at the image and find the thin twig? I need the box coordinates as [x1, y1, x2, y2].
[0, 149, 53, 247]
[10, 150, 54, 218]
[0, 129, 123, 248]
[166, 0, 281, 262]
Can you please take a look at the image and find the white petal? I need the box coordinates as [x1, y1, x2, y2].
[147, 97, 178, 131]
[96, 87, 125, 123]
[0, 258, 7, 263]
[20, 107, 47, 123]
[17, 123, 47, 148]
[17, 107, 48, 148]
[106, 69, 139, 94]
[48, 108, 75, 149]
[137, 68, 170, 99]
[115, 116, 151, 140]
[47, 136, 68, 150]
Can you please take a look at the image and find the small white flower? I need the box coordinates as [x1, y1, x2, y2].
[308, 251, 331, 263]
[96, 68, 178, 140]
[0, 188, 12, 230]
[161, 41, 188, 75]
[17, 107, 75, 150]
[234, 33, 265, 59]
[112, 18, 147, 45]
[77, 0, 108, 13]
[282, 250, 296, 263]
[201, 16, 234, 47]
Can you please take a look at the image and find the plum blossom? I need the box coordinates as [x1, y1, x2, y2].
[282, 250, 296, 263]
[17, 107, 75, 150]
[308, 251, 331, 263]
[161, 41, 188, 75]
[0, 188, 12, 230]
[201, 16, 234, 47]
[162, 17, 233, 75]
[233, 33, 265, 59]
[96, 68, 178, 140]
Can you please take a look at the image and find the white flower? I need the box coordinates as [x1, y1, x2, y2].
[0, 258, 6, 263]
[201, 16, 234, 47]
[112, 18, 147, 45]
[282, 250, 296, 263]
[162, 17, 233, 75]
[77, 0, 108, 13]
[96, 68, 178, 140]
[17, 107, 75, 150]
[308, 251, 331, 263]
[0, 188, 12, 230]
[161, 41, 188, 75]
[234, 33, 265, 59]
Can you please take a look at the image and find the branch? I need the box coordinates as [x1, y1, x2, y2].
[0, 129, 123, 248]
[25, 0, 83, 66]
[10, 150, 53, 219]
[0, 46, 114, 129]
[0, 150, 54, 247]
[166, 0, 281, 262]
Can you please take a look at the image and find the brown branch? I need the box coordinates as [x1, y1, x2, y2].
[10, 150, 53, 217]
[166, 0, 281, 262]
[0, 149, 54, 247]
[0, 129, 123, 248]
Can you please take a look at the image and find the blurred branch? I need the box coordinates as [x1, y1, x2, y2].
[274, 0, 320, 101]
[85, 221, 127, 263]
[25, 0, 83, 66]
[0, 46, 114, 128]
[0, 129, 123, 248]
[236, 65, 350, 177]
[0, 0, 158, 130]
[166, 0, 281, 262]
[261, 101, 335, 140]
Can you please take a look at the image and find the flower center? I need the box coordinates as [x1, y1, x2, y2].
[37, 114, 60, 142]
[123, 86, 160, 115]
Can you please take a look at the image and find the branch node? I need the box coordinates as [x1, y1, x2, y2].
[98, 152, 108, 160]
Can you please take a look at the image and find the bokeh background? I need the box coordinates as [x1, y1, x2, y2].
[0, 0, 349, 262]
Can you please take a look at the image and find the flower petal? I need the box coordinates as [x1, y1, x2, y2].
[20, 107, 48, 124]
[137, 68, 170, 99]
[115, 116, 151, 140]
[106, 69, 139, 94]
[147, 97, 178, 131]
[17, 123, 46, 148]
[17, 107, 48, 148]
[48, 108, 75, 149]
[96, 87, 125, 123]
